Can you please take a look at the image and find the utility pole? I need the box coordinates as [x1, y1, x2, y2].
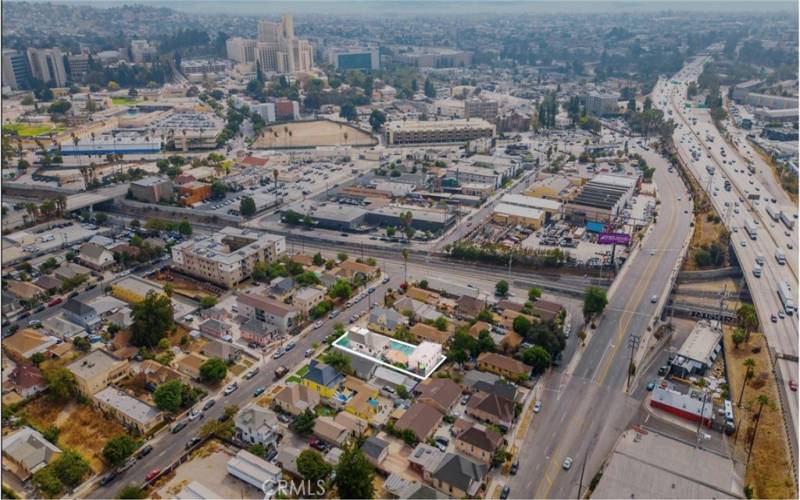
[695, 390, 708, 448]
[577, 432, 598, 500]
[626, 334, 641, 393]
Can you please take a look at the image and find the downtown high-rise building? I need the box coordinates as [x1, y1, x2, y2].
[2, 49, 33, 90]
[26, 47, 68, 87]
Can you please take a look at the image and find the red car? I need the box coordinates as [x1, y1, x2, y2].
[790, 380, 797, 392]
[145, 469, 160, 482]
[48, 298, 63, 307]
[308, 437, 327, 451]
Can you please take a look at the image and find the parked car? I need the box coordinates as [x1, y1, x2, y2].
[116, 457, 136, 474]
[254, 387, 266, 397]
[187, 409, 202, 421]
[99, 472, 117, 486]
[145, 469, 161, 482]
[171, 421, 187, 433]
[309, 437, 327, 451]
[245, 368, 260, 379]
[185, 436, 202, 449]
[304, 348, 314, 357]
[533, 401, 542, 413]
[500, 486, 511, 499]
[510, 460, 519, 475]
[223, 383, 238, 396]
[202, 399, 216, 411]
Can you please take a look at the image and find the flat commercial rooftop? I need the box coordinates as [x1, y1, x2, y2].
[592, 428, 742, 499]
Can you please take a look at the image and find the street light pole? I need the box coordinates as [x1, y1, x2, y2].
[626, 334, 641, 393]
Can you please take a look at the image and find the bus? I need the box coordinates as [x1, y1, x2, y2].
[766, 205, 780, 221]
[777, 281, 795, 315]
[780, 211, 795, 230]
[744, 221, 758, 240]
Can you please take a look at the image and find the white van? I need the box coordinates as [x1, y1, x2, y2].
[755, 254, 765, 266]
[753, 265, 762, 278]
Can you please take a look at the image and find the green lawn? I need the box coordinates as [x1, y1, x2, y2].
[314, 405, 337, 417]
[3, 123, 64, 137]
[285, 375, 301, 384]
[111, 97, 139, 106]
[296, 365, 310, 377]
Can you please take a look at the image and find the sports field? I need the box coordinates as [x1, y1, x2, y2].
[253, 119, 377, 149]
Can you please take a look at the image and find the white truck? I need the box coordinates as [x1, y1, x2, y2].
[776, 248, 786, 265]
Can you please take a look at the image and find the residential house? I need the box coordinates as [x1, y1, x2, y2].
[466, 391, 516, 431]
[395, 402, 443, 441]
[272, 384, 320, 416]
[368, 307, 409, 335]
[336, 376, 381, 421]
[67, 349, 129, 395]
[176, 353, 207, 380]
[410, 323, 452, 345]
[200, 337, 242, 363]
[302, 359, 344, 400]
[455, 425, 503, 464]
[198, 318, 232, 340]
[531, 299, 565, 323]
[135, 359, 185, 387]
[62, 298, 101, 331]
[314, 416, 352, 446]
[372, 366, 418, 395]
[237, 292, 300, 335]
[7, 364, 46, 398]
[408, 443, 446, 481]
[275, 446, 302, 477]
[500, 330, 524, 353]
[384, 473, 447, 499]
[430, 453, 488, 497]
[32, 275, 61, 294]
[361, 436, 390, 467]
[93, 386, 163, 433]
[394, 297, 442, 323]
[53, 262, 91, 281]
[5, 281, 45, 301]
[337, 260, 377, 282]
[3, 329, 57, 361]
[477, 352, 531, 380]
[334, 411, 369, 436]
[227, 449, 282, 494]
[456, 295, 486, 319]
[78, 242, 115, 270]
[235, 405, 281, 448]
[267, 277, 295, 299]
[3, 427, 62, 481]
[41, 313, 85, 340]
[240, 318, 274, 347]
[291, 254, 314, 267]
[293, 287, 326, 314]
[414, 378, 461, 415]
[462, 370, 518, 401]
[468, 321, 492, 339]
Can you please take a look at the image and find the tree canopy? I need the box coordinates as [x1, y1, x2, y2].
[199, 357, 228, 384]
[131, 291, 174, 348]
[334, 442, 375, 499]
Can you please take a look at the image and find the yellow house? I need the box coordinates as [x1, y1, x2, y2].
[66, 349, 129, 395]
[301, 360, 343, 400]
[340, 376, 380, 421]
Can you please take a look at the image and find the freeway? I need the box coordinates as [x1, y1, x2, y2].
[653, 57, 798, 455]
[509, 144, 694, 498]
[86, 269, 401, 498]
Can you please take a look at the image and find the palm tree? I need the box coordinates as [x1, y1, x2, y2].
[737, 358, 756, 407]
[746, 394, 770, 466]
[737, 304, 758, 341]
[24, 203, 37, 224]
[273, 169, 279, 206]
[72, 134, 81, 166]
[401, 249, 409, 285]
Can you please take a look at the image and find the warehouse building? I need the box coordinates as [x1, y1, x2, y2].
[366, 206, 455, 232]
[564, 173, 638, 223]
[499, 194, 562, 221]
[385, 119, 495, 146]
[129, 177, 174, 204]
[670, 320, 722, 377]
[492, 203, 545, 229]
[283, 202, 368, 232]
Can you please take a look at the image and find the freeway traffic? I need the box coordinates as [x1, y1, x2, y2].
[653, 57, 799, 455]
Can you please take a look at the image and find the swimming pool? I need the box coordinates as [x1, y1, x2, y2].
[389, 340, 415, 356]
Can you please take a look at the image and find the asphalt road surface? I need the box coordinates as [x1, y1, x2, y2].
[508, 143, 694, 499]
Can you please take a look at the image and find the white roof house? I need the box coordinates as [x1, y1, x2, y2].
[227, 449, 282, 494]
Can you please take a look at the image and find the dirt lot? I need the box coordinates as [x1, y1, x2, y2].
[723, 329, 796, 499]
[253, 120, 376, 149]
[21, 397, 127, 473]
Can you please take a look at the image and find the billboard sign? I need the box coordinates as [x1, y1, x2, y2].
[598, 232, 631, 245]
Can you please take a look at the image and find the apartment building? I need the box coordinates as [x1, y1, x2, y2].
[171, 227, 286, 288]
[585, 91, 620, 117]
[237, 292, 299, 335]
[67, 349, 129, 395]
[26, 47, 68, 87]
[465, 99, 499, 121]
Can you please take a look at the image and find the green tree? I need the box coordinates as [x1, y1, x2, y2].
[199, 357, 228, 384]
[339, 103, 357, 122]
[116, 485, 147, 499]
[423, 78, 436, 98]
[42, 367, 78, 401]
[322, 350, 352, 374]
[200, 295, 218, 308]
[211, 179, 227, 199]
[369, 109, 386, 132]
[475, 330, 496, 355]
[163, 282, 174, 298]
[290, 408, 317, 436]
[103, 435, 138, 466]
[240, 196, 256, 216]
[131, 291, 174, 348]
[153, 379, 184, 412]
[30, 352, 46, 366]
[495, 280, 509, 297]
[583, 286, 608, 321]
[528, 287, 542, 301]
[395, 385, 410, 399]
[337, 252, 349, 262]
[448, 329, 477, 364]
[732, 328, 746, 349]
[51, 450, 90, 487]
[433, 316, 448, 331]
[41, 425, 60, 445]
[328, 279, 353, 300]
[521, 345, 551, 375]
[177, 220, 192, 236]
[512, 316, 531, 336]
[313, 253, 325, 266]
[297, 449, 332, 493]
[736, 304, 758, 341]
[47, 99, 72, 115]
[32, 468, 62, 498]
[334, 441, 375, 499]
